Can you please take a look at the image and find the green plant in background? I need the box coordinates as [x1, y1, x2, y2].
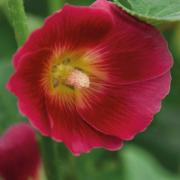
[0, 0, 180, 180]
[114, 0, 180, 25]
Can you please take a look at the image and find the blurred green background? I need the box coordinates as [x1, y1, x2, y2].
[0, 0, 180, 179]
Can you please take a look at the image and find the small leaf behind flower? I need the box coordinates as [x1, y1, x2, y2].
[114, 0, 180, 26]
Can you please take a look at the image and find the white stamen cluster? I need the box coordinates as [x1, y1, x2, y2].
[67, 69, 90, 89]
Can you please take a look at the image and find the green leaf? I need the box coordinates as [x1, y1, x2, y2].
[120, 145, 180, 180]
[0, 0, 5, 7]
[134, 104, 180, 172]
[114, 0, 180, 25]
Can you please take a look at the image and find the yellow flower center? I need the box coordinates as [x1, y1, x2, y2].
[41, 50, 94, 97]
[51, 61, 90, 89]
[40, 49, 108, 106]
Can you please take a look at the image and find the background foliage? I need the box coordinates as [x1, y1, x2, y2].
[0, 0, 180, 179]
[115, 0, 180, 24]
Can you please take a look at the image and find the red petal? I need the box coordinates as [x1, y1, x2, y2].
[76, 73, 171, 140]
[45, 97, 123, 155]
[0, 123, 40, 180]
[7, 49, 52, 136]
[8, 47, 123, 155]
[14, 4, 113, 69]
[91, 0, 173, 84]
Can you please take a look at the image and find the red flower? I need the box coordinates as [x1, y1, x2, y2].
[7, 0, 172, 155]
[0, 123, 41, 180]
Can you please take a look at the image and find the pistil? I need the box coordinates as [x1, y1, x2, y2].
[66, 69, 90, 89]
[51, 63, 90, 89]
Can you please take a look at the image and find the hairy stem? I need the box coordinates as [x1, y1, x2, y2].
[7, 0, 29, 46]
[40, 137, 61, 180]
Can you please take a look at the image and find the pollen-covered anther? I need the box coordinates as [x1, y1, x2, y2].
[66, 69, 90, 89]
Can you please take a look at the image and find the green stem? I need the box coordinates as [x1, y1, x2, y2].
[7, 1, 61, 180]
[40, 137, 61, 180]
[48, 0, 65, 15]
[7, 0, 29, 47]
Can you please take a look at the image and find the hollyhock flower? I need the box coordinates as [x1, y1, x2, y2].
[0, 123, 41, 180]
[7, 0, 172, 155]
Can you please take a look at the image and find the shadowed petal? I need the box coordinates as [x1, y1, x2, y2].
[45, 97, 123, 155]
[0, 123, 40, 180]
[7, 49, 52, 136]
[76, 73, 171, 140]
[91, 0, 173, 84]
